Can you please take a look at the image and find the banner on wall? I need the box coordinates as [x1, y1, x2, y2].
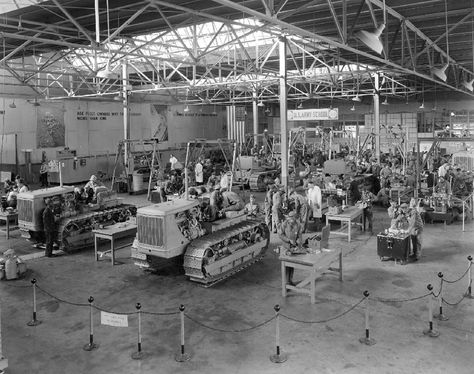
[288, 108, 339, 121]
[151, 104, 169, 141]
[37, 106, 66, 148]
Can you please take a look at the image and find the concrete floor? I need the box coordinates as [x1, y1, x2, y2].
[1, 191, 474, 374]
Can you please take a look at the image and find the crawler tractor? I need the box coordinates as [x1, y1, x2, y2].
[17, 186, 136, 252]
[131, 198, 270, 286]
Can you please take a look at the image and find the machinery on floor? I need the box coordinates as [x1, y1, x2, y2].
[131, 139, 270, 286]
[131, 199, 270, 286]
[17, 186, 136, 252]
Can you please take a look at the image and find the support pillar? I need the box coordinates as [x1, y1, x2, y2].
[253, 88, 259, 145]
[373, 74, 380, 161]
[279, 36, 289, 189]
[122, 62, 130, 169]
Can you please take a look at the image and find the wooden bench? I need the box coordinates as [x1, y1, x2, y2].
[279, 226, 342, 304]
[92, 222, 137, 266]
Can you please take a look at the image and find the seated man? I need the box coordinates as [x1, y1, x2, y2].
[221, 189, 245, 213]
[375, 186, 391, 208]
[244, 194, 260, 217]
[84, 175, 104, 203]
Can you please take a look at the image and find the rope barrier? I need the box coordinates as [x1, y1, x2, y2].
[141, 310, 180, 316]
[280, 296, 366, 324]
[92, 305, 137, 316]
[369, 292, 431, 303]
[185, 313, 276, 333]
[36, 285, 90, 308]
[442, 262, 472, 284]
[442, 290, 470, 306]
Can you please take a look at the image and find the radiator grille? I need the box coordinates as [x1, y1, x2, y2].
[137, 215, 163, 247]
[18, 199, 33, 222]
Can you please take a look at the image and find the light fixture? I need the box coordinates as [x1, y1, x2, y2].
[431, 0, 449, 82]
[419, 102, 425, 109]
[450, 111, 455, 117]
[381, 97, 389, 105]
[265, 107, 271, 114]
[350, 104, 355, 111]
[257, 100, 265, 107]
[113, 93, 122, 101]
[352, 94, 361, 102]
[9, 101, 16, 109]
[463, 78, 474, 92]
[462, 4, 474, 91]
[184, 105, 190, 112]
[431, 63, 448, 82]
[31, 99, 40, 107]
[297, 102, 303, 109]
[355, 0, 386, 55]
[97, 62, 118, 79]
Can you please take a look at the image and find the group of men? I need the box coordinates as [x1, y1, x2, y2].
[3, 175, 29, 209]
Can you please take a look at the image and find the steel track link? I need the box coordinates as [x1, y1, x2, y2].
[183, 220, 270, 286]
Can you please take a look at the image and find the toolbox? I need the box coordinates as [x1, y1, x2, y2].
[377, 233, 411, 262]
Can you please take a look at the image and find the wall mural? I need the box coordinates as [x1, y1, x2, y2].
[37, 106, 66, 148]
[151, 104, 169, 141]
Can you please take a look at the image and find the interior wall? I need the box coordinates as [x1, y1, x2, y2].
[0, 100, 227, 167]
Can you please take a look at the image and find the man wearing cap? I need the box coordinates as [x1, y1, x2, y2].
[279, 210, 304, 285]
[42, 198, 57, 257]
[288, 187, 309, 232]
[406, 204, 424, 261]
[244, 194, 260, 217]
[84, 175, 104, 203]
[264, 184, 276, 230]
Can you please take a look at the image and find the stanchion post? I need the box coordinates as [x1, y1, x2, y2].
[0, 298, 8, 373]
[27, 278, 41, 327]
[131, 303, 145, 359]
[359, 291, 376, 345]
[423, 284, 440, 338]
[83, 296, 99, 351]
[465, 256, 474, 299]
[270, 304, 287, 363]
[175, 304, 191, 362]
[435, 272, 449, 321]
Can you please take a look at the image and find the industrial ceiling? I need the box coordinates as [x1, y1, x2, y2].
[0, 0, 473, 105]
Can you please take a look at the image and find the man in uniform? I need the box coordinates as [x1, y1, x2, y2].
[244, 194, 260, 217]
[221, 189, 245, 213]
[42, 198, 57, 258]
[279, 210, 304, 285]
[406, 204, 424, 261]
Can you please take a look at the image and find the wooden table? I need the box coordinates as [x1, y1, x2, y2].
[92, 222, 137, 265]
[0, 211, 18, 239]
[325, 206, 364, 242]
[280, 248, 343, 304]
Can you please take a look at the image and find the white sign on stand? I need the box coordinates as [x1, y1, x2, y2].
[288, 108, 339, 121]
[100, 311, 129, 327]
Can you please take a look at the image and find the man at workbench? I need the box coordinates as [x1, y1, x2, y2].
[279, 210, 304, 286]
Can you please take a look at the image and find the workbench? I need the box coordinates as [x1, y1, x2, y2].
[0, 211, 18, 239]
[280, 247, 343, 304]
[92, 222, 137, 265]
[325, 206, 364, 242]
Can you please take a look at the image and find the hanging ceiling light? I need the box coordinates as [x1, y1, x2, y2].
[257, 100, 265, 107]
[463, 78, 474, 92]
[381, 97, 389, 105]
[184, 105, 190, 112]
[113, 93, 122, 101]
[265, 107, 271, 114]
[97, 61, 118, 79]
[431, 0, 450, 82]
[355, 0, 386, 55]
[297, 102, 303, 109]
[350, 104, 355, 111]
[431, 63, 448, 82]
[419, 102, 425, 109]
[462, 5, 474, 91]
[9, 101, 16, 109]
[352, 94, 361, 102]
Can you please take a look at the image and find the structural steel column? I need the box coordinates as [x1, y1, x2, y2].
[253, 88, 258, 145]
[279, 36, 289, 189]
[122, 61, 130, 168]
[373, 73, 380, 160]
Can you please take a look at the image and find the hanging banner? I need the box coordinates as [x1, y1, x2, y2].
[288, 108, 339, 121]
[100, 311, 129, 327]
